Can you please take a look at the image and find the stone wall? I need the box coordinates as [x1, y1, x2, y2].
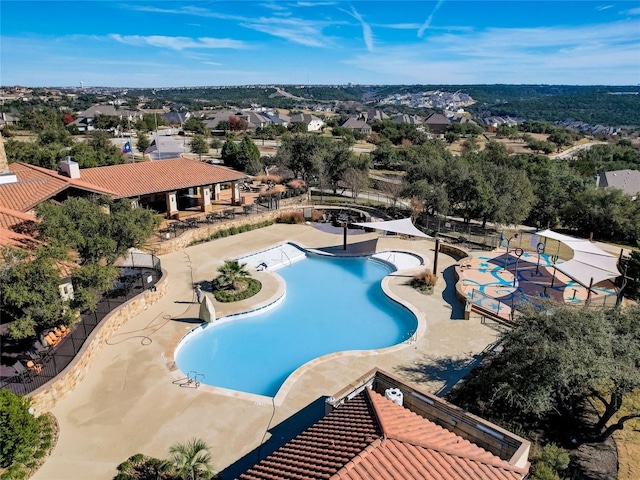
[144, 202, 309, 255]
[28, 271, 169, 414]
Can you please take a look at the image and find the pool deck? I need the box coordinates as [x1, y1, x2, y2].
[33, 224, 504, 480]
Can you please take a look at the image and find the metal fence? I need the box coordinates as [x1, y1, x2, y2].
[468, 285, 619, 325]
[1, 257, 162, 395]
[419, 215, 500, 251]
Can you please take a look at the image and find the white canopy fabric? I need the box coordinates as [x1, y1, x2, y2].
[535, 229, 621, 287]
[353, 218, 433, 239]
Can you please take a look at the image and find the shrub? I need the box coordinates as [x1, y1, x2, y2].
[276, 211, 304, 224]
[213, 277, 262, 302]
[410, 269, 438, 294]
[189, 220, 275, 246]
[287, 179, 306, 189]
[0, 390, 40, 468]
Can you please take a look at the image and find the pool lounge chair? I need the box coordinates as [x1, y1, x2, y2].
[13, 361, 33, 382]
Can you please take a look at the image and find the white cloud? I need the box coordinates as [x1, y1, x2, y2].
[345, 20, 640, 85]
[623, 7, 640, 15]
[109, 35, 247, 50]
[596, 4, 614, 11]
[342, 6, 374, 52]
[418, 0, 445, 37]
[241, 17, 336, 47]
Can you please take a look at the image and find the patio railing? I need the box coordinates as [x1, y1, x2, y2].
[0, 257, 162, 395]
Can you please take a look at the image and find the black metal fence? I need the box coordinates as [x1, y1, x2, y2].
[0, 257, 162, 396]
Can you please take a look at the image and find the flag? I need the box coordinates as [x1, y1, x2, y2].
[144, 140, 157, 154]
[121, 141, 132, 154]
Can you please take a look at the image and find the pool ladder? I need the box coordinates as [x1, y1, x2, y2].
[187, 371, 205, 388]
[281, 251, 292, 267]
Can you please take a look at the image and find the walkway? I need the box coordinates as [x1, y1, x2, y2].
[33, 224, 503, 480]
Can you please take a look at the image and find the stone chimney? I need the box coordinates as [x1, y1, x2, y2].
[0, 131, 18, 185]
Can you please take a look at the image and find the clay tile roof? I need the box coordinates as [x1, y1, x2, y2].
[3, 163, 117, 212]
[240, 389, 528, 480]
[239, 392, 381, 480]
[77, 158, 247, 198]
[0, 206, 39, 249]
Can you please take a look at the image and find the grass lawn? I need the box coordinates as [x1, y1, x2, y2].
[612, 392, 640, 480]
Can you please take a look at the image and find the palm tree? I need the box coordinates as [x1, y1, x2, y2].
[166, 438, 215, 480]
[215, 260, 250, 291]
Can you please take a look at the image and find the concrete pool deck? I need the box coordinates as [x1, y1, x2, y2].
[33, 224, 504, 480]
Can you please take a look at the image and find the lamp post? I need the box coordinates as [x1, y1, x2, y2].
[503, 233, 519, 270]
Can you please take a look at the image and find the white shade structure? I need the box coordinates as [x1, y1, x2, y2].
[352, 218, 433, 239]
[536, 229, 621, 287]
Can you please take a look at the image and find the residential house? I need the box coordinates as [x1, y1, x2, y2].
[424, 112, 451, 135]
[0, 112, 19, 129]
[341, 116, 372, 134]
[73, 104, 142, 133]
[595, 169, 640, 198]
[289, 113, 324, 132]
[391, 113, 424, 127]
[239, 369, 530, 480]
[161, 111, 190, 126]
[364, 108, 389, 121]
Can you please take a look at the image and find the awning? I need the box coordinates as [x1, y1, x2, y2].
[535, 229, 621, 287]
[353, 218, 432, 239]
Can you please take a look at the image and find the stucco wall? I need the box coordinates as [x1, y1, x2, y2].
[28, 271, 169, 414]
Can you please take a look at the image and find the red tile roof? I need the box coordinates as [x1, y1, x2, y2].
[78, 158, 247, 198]
[239, 389, 528, 480]
[2, 163, 116, 212]
[0, 206, 39, 249]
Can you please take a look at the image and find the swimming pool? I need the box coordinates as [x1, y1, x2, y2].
[175, 253, 418, 398]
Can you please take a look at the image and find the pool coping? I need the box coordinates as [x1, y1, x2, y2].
[164, 241, 429, 407]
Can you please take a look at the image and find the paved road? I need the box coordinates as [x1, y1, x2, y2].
[550, 141, 606, 160]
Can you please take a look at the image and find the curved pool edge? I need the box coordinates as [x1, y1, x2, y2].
[168, 241, 430, 406]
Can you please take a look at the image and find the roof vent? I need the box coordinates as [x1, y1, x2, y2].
[59, 157, 80, 179]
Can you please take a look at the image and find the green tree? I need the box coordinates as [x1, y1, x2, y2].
[287, 121, 308, 134]
[0, 247, 73, 340]
[166, 438, 216, 480]
[0, 390, 41, 468]
[560, 187, 640, 243]
[220, 137, 240, 168]
[238, 136, 262, 175]
[190, 135, 209, 161]
[136, 131, 150, 155]
[449, 302, 640, 442]
[275, 134, 327, 181]
[36, 196, 160, 265]
[209, 138, 222, 153]
[183, 117, 207, 135]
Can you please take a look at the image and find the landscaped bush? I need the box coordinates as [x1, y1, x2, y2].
[409, 269, 438, 294]
[213, 277, 261, 302]
[287, 179, 306, 189]
[0, 391, 56, 480]
[276, 211, 304, 224]
[189, 220, 274, 246]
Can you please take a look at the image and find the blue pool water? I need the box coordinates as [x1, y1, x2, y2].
[175, 254, 417, 397]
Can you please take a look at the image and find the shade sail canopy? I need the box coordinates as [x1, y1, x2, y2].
[353, 218, 432, 239]
[536, 229, 621, 287]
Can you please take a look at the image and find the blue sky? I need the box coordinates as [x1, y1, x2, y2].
[2, 1, 639, 87]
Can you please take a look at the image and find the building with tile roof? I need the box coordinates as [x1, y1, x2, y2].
[239, 369, 530, 480]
